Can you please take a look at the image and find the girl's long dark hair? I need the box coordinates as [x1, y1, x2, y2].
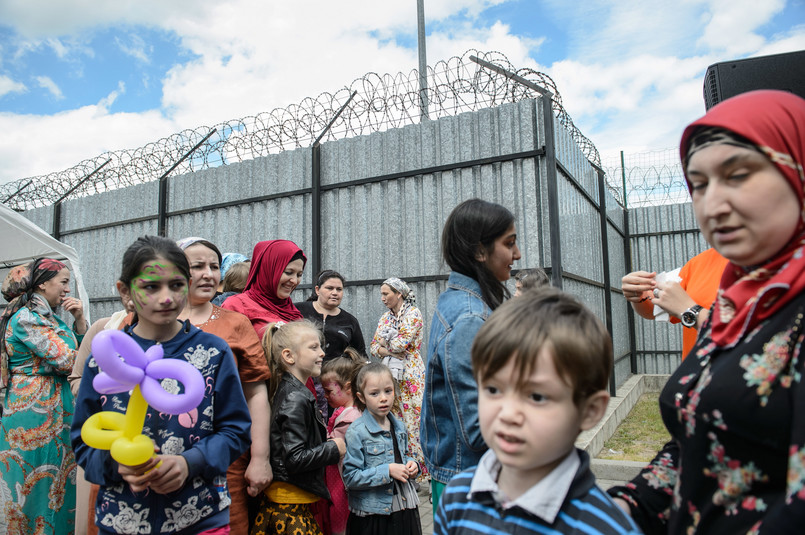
[441, 199, 515, 310]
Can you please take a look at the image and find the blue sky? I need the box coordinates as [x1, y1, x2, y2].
[0, 0, 803, 184]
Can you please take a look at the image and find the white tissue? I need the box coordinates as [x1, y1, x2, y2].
[653, 268, 682, 322]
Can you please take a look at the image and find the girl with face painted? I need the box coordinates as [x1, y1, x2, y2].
[0, 258, 88, 534]
[70, 235, 251, 535]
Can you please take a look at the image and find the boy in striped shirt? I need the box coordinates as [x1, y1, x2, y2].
[434, 288, 642, 535]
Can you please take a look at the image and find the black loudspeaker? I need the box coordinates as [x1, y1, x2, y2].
[703, 50, 805, 110]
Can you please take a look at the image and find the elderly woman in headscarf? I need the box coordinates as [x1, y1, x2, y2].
[608, 90, 805, 534]
[0, 258, 88, 534]
[222, 240, 306, 336]
[370, 277, 427, 483]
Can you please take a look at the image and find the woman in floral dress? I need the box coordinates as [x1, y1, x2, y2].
[0, 259, 88, 534]
[370, 277, 427, 483]
[609, 90, 805, 533]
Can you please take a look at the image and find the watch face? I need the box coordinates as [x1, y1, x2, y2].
[681, 311, 696, 327]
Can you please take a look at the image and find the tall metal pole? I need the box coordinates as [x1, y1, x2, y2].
[417, 0, 429, 121]
[622, 150, 637, 374]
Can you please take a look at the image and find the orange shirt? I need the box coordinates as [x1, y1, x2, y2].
[197, 304, 270, 383]
[672, 248, 729, 359]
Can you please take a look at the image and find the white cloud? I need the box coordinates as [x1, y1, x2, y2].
[697, 0, 785, 56]
[115, 34, 150, 63]
[0, 75, 26, 98]
[96, 81, 126, 114]
[0, 0, 802, 187]
[0, 106, 177, 184]
[46, 37, 69, 58]
[0, 0, 205, 38]
[35, 75, 64, 99]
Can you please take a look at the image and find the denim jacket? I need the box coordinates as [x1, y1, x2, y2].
[421, 272, 491, 483]
[342, 410, 416, 515]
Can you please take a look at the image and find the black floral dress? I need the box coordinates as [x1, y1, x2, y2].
[609, 294, 805, 534]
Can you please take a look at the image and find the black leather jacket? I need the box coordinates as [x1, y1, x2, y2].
[270, 372, 340, 500]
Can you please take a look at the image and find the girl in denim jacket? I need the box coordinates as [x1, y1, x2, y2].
[342, 362, 422, 535]
[421, 199, 522, 511]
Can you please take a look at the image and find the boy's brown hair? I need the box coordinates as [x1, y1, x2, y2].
[471, 287, 612, 406]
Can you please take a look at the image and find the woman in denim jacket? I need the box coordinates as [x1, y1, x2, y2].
[421, 199, 521, 511]
[343, 362, 421, 535]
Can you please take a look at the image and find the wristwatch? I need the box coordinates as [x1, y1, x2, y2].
[681, 304, 703, 328]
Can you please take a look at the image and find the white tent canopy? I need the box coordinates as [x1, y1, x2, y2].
[0, 202, 90, 323]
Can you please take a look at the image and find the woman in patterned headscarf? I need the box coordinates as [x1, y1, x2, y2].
[370, 277, 427, 484]
[0, 258, 88, 534]
[609, 90, 805, 534]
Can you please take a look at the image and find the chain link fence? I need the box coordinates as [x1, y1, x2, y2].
[601, 148, 689, 209]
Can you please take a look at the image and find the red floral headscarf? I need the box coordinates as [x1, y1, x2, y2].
[1, 258, 68, 386]
[680, 90, 805, 348]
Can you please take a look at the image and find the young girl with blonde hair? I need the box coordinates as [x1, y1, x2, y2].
[251, 320, 346, 535]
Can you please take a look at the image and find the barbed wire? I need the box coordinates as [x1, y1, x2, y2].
[602, 148, 689, 209]
[0, 50, 603, 211]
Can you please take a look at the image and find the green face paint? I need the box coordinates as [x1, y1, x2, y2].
[128, 261, 188, 313]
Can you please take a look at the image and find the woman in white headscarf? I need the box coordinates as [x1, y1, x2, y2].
[370, 277, 427, 484]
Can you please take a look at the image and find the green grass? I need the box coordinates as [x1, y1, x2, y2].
[598, 393, 670, 462]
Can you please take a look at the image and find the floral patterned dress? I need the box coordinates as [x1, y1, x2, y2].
[609, 294, 805, 534]
[371, 305, 428, 481]
[0, 294, 81, 535]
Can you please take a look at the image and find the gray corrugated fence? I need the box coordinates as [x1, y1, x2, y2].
[14, 97, 693, 389]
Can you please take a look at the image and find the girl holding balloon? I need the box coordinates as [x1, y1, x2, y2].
[71, 235, 252, 535]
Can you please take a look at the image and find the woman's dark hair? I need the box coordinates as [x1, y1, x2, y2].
[120, 236, 191, 287]
[306, 269, 346, 301]
[442, 198, 515, 310]
[186, 239, 222, 265]
[290, 250, 306, 264]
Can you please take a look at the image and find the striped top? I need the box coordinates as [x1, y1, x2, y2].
[434, 449, 643, 535]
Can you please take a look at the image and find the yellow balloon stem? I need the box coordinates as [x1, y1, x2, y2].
[145, 459, 163, 474]
[124, 385, 148, 438]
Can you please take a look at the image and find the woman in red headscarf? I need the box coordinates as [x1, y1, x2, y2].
[222, 240, 307, 336]
[609, 90, 805, 534]
[0, 258, 88, 533]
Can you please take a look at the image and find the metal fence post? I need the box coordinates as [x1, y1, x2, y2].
[157, 130, 217, 237]
[53, 202, 62, 240]
[468, 55, 563, 288]
[52, 158, 112, 240]
[311, 144, 322, 278]
[310, 91, 358, 277]
[594, 164, 616, 394]
[621, 151, 637, 374]
[541, 95, 563, 289]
